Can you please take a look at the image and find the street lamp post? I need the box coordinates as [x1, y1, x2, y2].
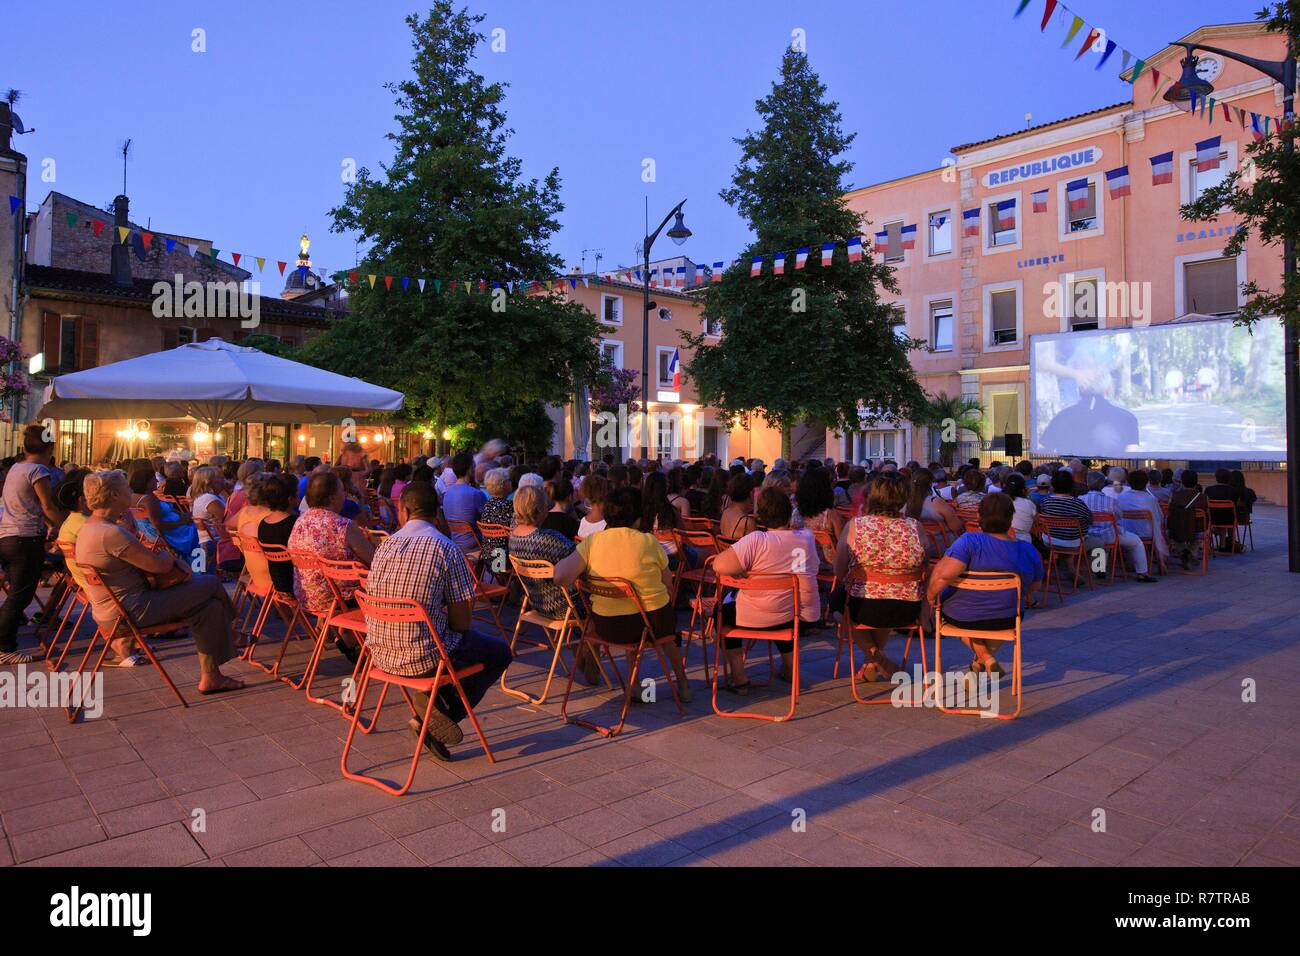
[639, 199, 691, 460]
[1164, 42, 1299, 572]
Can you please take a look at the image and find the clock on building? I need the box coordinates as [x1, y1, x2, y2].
[1195, 55, 1223, 83]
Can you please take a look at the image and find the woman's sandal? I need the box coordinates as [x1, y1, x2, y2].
[855, 662, 882, 683]
[722, 681, 751, 696]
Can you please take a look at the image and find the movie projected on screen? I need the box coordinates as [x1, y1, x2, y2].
[1029, 317, 1286, 460]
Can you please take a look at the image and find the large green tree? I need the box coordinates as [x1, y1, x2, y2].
[1182, 2, 1299, 331]
[303, 3, 604, 451]
[683, 48, 923, 458]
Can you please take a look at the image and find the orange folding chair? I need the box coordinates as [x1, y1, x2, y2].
[837, 566, 927, 706]
[710, 573, 803, 723]
[341, 589, 496, 796]
[1035, 515, 1091, 605]
[1207, 500, 1240, 556]
[299, 557, 370, 711]
[242, 544, 311, 678]
[682, 517, 713, 532]
[810, 528, 838, 626]
[1088, 512, 1129, 583]
[670, 528, 719, 606]
[444, 520, 483, 566]
[67, 567, 190, 721]
[955, 505, 981, 533]
[45, 541, 94, 673]
[1121, 509, 1163, 575]
[500, 556, 589, 705]
[1175, 508, 1212, 576]
[460, 550, 510, 640]
[932, 571, 1023, 720]
[561, 576, 685, 738]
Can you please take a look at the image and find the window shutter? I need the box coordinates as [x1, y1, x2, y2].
[1184, 258, 1238, 315]
[77, 317, 99, 370]
[991, 290, 1017, 332]
[42, 311, 61, 372]
[886, 222, 902, 259]
[161, 327, 179, 351]
[1071, 279, 1098, 319]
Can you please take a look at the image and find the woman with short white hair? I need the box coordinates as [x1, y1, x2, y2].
[479, 467, 514, 568]
[76, 470, 243, 693]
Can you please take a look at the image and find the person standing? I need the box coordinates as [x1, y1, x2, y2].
[0, 425, 67, 664]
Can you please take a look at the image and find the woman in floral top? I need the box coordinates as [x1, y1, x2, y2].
[479, 468, 514, 571]
[832, 471, 925, 681]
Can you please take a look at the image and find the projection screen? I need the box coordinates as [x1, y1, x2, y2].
[1029, 316, 1286, 461]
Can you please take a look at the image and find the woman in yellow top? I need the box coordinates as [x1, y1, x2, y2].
[555, 486, 692, 702]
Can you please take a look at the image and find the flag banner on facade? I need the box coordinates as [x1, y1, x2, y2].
[1066, 177, 1091, 211]
[962, 208, 980, 236]
[669, 348, 681, 390]
[694, 268, 706, 285]
[795, 247, 809, 269]
[821, 242, 835, 265]
[1196, 135, 1222, 171]
[675, 265, 685, 287]
[712, 261, 724, 282]
[1031, 188, 1049, 212]
[1251, 112, 1265, 142]
[846, 237, 863, 261]
[1105, 165, 1131, 198]
[1150, 150, 1174, 185]
[899, 224, 917, 250]
[773, 253, 785, 275]
[873, 230, 889, 255]
[750, 256, 763, 277]
[995, 198, 1017, 232]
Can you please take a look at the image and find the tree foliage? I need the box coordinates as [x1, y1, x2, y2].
[913, 391, 983, 467]
[1181, 2, 1300, 330]
[302, 2, 605, 443]
[683, 48, 923, 455]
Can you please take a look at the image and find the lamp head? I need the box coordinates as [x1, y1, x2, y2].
[666, 210, 691, 246]
[1164, 44, 1214, 112]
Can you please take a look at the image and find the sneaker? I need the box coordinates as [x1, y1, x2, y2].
[0, 649, 38, 665]
[407, 718, 452, 762]
[423, 697, 465, 747]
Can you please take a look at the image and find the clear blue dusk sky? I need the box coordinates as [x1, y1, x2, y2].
[2, 0, 1264, 280]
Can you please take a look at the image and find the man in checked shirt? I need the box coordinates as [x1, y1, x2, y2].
[365, 481, 512, 761]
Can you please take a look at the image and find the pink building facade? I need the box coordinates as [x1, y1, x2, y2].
[840, 22, 1288, 503]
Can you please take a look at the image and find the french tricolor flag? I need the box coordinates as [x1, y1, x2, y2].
[962, 208, 980, 237]
[846, 237, 863, 262]
[694, 266, 706, 285]
[750, 256, 763, 277]
[995, 199, 1017, 232]
[1066, 178, 1091, 212]
[675, 265, 685, 287]
[873, 230, 889, 255]
[669, 348, 681, 390]
[1032, 189, 1049, 213]
[795, 247, 809, 270]
[821, 243, 835, 266]
[712, 261, 724, 282]
[1196, 136, 1222, 172]
[1250, 112, 1265, 143]
[1105, 165, 1131, 199]
[899, 224, 917, 250]
[773, 252, 785, 275]
[1150, 150, 1174, 185]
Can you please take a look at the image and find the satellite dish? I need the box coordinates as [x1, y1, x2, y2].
[11, 111, 28, 134]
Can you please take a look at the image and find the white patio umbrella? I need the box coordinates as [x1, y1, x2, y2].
[37, 338, 404, 429]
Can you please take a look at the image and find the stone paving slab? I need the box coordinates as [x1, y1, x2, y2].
[1, 506, 1297, 866]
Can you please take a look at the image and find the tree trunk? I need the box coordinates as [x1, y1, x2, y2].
[781, 424, 792, 460]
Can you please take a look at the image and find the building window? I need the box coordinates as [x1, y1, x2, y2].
[703, 315, 722, 338]
[178, 327, 196, 345]
[892, 319, 908, 342]
[1067, 183, 1098, 233]
[1065, 275, 1100, 331]
[928, 210, 952, 256]
[601, 294, 623, 325]
[600, 340, 623, 367]
[42, 312, 99, 373]
[988, 392, 1021, 452]
[1191, 151, 1228, 203]
[700, 425, 720, 457]
[655, 414, 678, 455]
[1183, 257, 1239, 315]
[982, 283, 1024, 351]
[883, 220, 904, 263]
[930, 300, 954, 352]
[852, 430, 898, 463]
[656, 347, 676, 388]
[987, 203, 1015, 247]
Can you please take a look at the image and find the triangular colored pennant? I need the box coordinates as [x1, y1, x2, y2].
[140, 231, 153, 250]
[210, 248, 221, 260]
[64, 211, 77, 228]
[92, 219, 105, 237]
[1120, 49, 1132, 74]
[255, 256, 265, 271]
[1013, 0, 1031, 16]
[434, 279, 442, 293]
[348, 270, 358, 284]
[187, 243, 199, 257]
[165, 237, 176, 255]
[465, 281, 473, 294]
[367, 274, 377, 288]
[1075, 28, 1100, 60]
[277, 261, 287, 275]
[117, 226, 130, 243]
[7, 196, 18, 215]
[230, 251, 241, 266]
[1040, 0, 1058, 31]
[1129, 58, 1146, 84]
[417, 278, 425, 292]
[401, 276, 409, 291]
[1061, 16, 1084, 48]
[1095, 39, 1117, 71]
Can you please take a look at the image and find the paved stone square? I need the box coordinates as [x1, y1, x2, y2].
[2, 507, 1297, 867]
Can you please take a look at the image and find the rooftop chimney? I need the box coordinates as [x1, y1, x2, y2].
[0, 102, 12, 153]
[110, 193, 132, 287]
